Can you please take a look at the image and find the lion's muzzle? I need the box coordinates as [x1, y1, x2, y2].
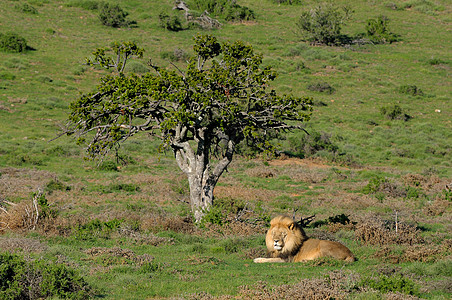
[273, 240, 283, 251]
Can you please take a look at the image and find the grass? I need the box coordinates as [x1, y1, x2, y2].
[0, 0, 451, 298]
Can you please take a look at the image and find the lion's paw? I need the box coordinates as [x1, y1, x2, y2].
[253, 257, 266, 263]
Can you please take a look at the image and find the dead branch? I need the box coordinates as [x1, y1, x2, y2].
[297, 215, 316, 228]
[173, 0, 221, 29]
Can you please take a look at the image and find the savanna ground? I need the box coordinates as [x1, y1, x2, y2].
[0, 0, 451, 299]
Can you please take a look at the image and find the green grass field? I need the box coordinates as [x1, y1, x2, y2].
[1, 0, 451, 299]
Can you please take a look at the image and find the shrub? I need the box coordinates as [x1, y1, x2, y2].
[15, 3, 38, 14]
[0, 33, 29, 53]
[289, 131, 339, 158]
[98, 160, 119, 171]
[296, 3, 353, 45]
[272, 0, 302, 4]
[0, 252, 91, 299]
[124, 61, 149, 74]
[160, 48, 190, 62]
[380, 104, 411, 121]
[307, 82, 335, 94]
[363, 274, 419, 296]
[398, 84, 424, 96]
[65, 0, 100, 10]
[201, 206, 225, 226]
[223, 4, 255, 21]
[74, 218, 123, 240]
[191, 0, 255, 22]
[428, 58, 447, 65]
[158, 13, 183, 31]
[98, 2, 133, 28]
[0, 72, 16, 80]
[365, 15, 398, 44]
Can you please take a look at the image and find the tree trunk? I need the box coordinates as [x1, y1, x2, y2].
[172, 126, 234, 223]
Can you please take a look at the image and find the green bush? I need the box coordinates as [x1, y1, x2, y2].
[288, 130, 339, 158]
[363, 274, 419, 296]
[98, 2, 133, 28]
[98, 160, 119, 171]
[272, 0, 302, 4]
[0, 33, 29, 53]
[296, 3, 353, 45]
[362, 177, 388, 194]
[158, 12, 183, 31]
[223, 4, 255, 21]
[160, 48, 190, 62]
[366, 16, 398, 44]
[0, 72, 16, 80]
[428, 58, 447, 65]
[191, 0, 255, 21]
[380, 104, 411, 121]
[398, 85, 424, 96]
[0, 252, 91, 300]
[201, 206, 225, 226]
[15, 3, 38, 14]
[65, 0, 100, 10]
[307, 82, 335, 94]
[74, 218, 123, 240]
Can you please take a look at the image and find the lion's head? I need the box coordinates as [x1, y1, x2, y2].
[265, 215, 308, 258]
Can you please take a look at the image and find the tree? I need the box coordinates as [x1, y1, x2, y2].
[64, 35, 313, 222]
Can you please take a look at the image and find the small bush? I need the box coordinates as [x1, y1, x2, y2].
[365, 15, 398, 44]
[98, 2, 133, 28]
[363, 177, 388, 194]
[296, 3, 353, 45]
[0, 252, 91, 299]
[65, 0, 100, 10]
[288, 131, 339, 158]
[398, 85, 424, 96]
[45, 179, 71, 194]
[272, 0, 302, 4]
[158, 13, 183, 31]
[15, 3, 38, 14]
[380, 104, 411, 121]
[98, 160, 119, 171]
[363, 274, 419, 296]
[191, 0, 255, 22]
[201, 206, 225, 226]
[428, 58, 447, 65]
[74, 218, 123, 240]
[160, 48, 190, 62]
[124, 61, 149, 74]
[223, 4, 255, 21]
[0, 72, 16, 80]
[307, 82, 335, 94]
[0, 33, 29, 53]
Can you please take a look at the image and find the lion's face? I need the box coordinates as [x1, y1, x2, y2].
[265, 216, 307, 256]
[268, 226, 289, 251]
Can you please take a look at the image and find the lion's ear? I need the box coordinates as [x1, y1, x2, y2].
[288, 223, 295, 231]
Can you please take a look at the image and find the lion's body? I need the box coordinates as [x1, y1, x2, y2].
[254, 215, 355, 263]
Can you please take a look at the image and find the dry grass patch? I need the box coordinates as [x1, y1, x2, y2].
[0, 237, 47, 253]
[84, 246, 155, 267]
[214, 185, 280, 203]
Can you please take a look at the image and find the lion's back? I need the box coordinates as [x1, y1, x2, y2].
[293, 238, 355, 262]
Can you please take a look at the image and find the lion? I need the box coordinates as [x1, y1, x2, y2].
[254, 215, 355, 263]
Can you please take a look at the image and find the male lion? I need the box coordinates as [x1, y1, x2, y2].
[254, 215, 355, 263]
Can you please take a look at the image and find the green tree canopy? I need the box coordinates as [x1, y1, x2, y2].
[65, 35, 313, 222]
